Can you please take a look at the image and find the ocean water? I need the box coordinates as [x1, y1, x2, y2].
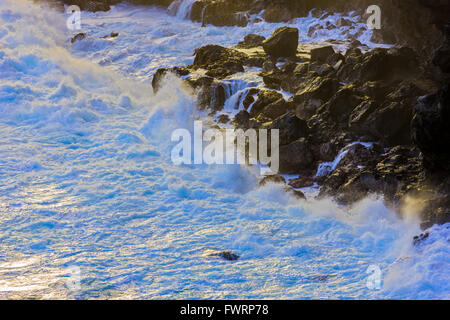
[0, 0, 448, 299]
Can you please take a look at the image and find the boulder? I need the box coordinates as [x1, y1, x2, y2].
[259, 175, 286, 186]
[257, 98, 293, 121]
[310, 45, 335, 63]
[70, 33, 87, 43]
[279, 138, 314, 174]
[264, 112, 309, 146]
[262, 27, 299, 58]
[250, 90, 283, 117]
[193, 45, 248, 79]
[237, 34, 266, 48]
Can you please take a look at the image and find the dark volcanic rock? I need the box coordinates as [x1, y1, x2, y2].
[310, 45, 335, 63]
[262, 27, 299, 58]
[412, 84, 450, 171]
[284, 187, 307, 200]
[207, 250, 240, 261]
[194, 45, 248, 78]
[259, 175, 286, 186]
[70, 33, 87, 43]
[237, 34, 266, 49]
[250, 90, 283, 117]
[152, 67, 190, 93]
[257, 98, 293, 121]
[279, 138, 314, 174]
[233, 110, 251, 129]
[264, 112, 309, 146]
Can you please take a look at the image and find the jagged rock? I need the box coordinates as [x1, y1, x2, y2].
[242, 88, 260, 109]
[338, 47, 420, 84]
[279, 138, 314, 174]
[294, 77, 339, 103]
[233, 110, 250, 129]
[264, 112, 309, 146]
[250, 90, 283, 117]
[289, 176, 316, 188]
[310, 45, 335, 63]
[262, 27, 299, 58]
[152, 67, 190, 93]
[326, 85, 364, 121]
[193, 45, 248, 78]
[257, 98, 293, 121]
[412, 84, 450, 171]
[217, 114, 230, 124]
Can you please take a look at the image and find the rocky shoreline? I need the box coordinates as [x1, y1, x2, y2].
[58, 0, 449, 230]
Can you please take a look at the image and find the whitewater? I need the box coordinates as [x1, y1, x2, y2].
[0, 0, 448, 299]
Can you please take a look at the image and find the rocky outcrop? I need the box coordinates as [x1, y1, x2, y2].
[412, 85, 450, 172]
[193, 45, 248, 78]
[146, 0, 450, 229]
[262, 27, 299, 58]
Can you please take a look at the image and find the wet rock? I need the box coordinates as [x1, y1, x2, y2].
[100, 32, 119, 39]
[412, 84, 450, 171]
[310, 45, 335, 63]
[289, 176, 316, 188]
[262, 6, 292, 23]
[326, 85, 364, 122]
[217, 114, 230, 124]
[193, 45, 248, 79]
[294, 77, 339, 104]
[413, 232, 430, 246]
[262, 27, 299, 58]
[433, 40, 450, 74]
[250, 90, 283, 117]
[259, 175, 286, 186]
[237, 34, 266, 49]
[64, 0, 112, 12]
[243, 88, 260, 110]
[70, 32, 87, 43]
[233, 110, 250, 129]
[264, 112, 309, 146]
[279, 138, 314, 174]
[152, 67, 190, 93]
[284, 187, 306, 200]
[336, 17, 352, 27]
[338, 47, 420, 84]
[257, 98, 293, 121]
[206, 250, 240, 261]
[190, 0, 250, 27]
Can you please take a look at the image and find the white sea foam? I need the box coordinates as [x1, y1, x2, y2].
[0, 0, 447, 299]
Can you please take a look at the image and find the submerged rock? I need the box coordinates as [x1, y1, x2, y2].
[70, 32, 87, 43]
[206, 250, 240, 261]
